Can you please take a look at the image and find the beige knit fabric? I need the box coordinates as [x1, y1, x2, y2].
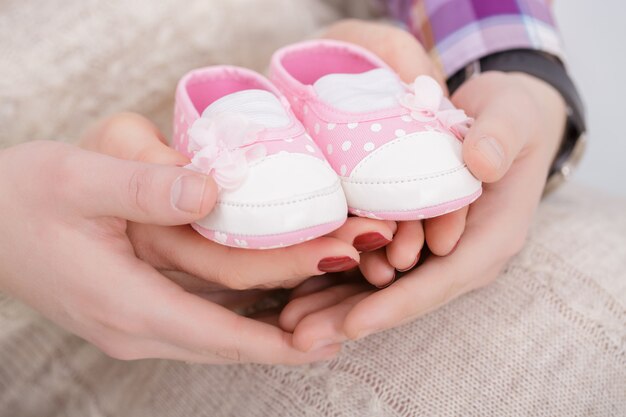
[0, 1, 625, 416]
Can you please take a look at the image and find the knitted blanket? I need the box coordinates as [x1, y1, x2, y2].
[1, 1, 624, 415]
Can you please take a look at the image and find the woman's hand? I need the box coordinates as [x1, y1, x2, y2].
[80, 113, 396, 293]
[279, 19, 566, 351]
[0, 139, 342, 364]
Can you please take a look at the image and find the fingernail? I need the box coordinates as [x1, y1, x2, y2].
[318, 256, 358, 273]
[309, 339, 335, 352]
[397, 254, 419, 273]
[171, 174, 207, 214]
[313, 343, 342, 360]
[475, 136, 504, 170]
[355, 328, 376, 340]
[353, 232, 391, 252]
[376, 270, 396, 289]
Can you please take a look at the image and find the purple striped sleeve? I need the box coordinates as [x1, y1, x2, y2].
[385, 0, 564, 77]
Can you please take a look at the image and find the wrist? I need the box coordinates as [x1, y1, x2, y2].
[449, 50, 586, 192]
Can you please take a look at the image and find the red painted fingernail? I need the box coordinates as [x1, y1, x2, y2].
[353, 232, 391, 252]
[318, 256, 358, 273]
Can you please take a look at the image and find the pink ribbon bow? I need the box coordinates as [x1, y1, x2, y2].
[186, 112, 266, 190]
[398, 75, 473, 140]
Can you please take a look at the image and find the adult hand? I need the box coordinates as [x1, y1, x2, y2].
[318, 20, 471, 288]
[0, 139, 342, 364]
[80, 113, 396, 293]
[280, 19, 566, 351]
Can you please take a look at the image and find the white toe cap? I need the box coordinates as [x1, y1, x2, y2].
[351, 131, 465, 180]
[196, 153, 347, 236]
[343, 131, 481, 213]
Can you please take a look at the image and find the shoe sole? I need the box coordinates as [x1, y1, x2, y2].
[191, 218, 347, 249]
[348, 188, 482, 221]
[342, 165, 482, 221]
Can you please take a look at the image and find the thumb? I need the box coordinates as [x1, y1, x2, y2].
[453, 73, 535, 183]
[68, 148, 217, 225]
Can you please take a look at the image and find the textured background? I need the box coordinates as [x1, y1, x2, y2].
[554, 0, 626, 197]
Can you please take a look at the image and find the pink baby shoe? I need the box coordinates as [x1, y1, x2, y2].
[172, 66, 348, 249]
[270, 40, 482, 221]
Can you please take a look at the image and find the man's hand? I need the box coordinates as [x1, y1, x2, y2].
[278, 19, 566, 351]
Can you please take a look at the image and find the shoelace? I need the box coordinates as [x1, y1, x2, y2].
[399, 75, 473, 140]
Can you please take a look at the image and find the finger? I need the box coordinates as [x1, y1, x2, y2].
[453, 73, 536, 183]
[343, 154, 548, 340]
[80, 112, 189, 166]
[63, 149, 217, 225]
[160, 270, 270, 310]
[95, 325, 339, 364]
[280, 283, 370, 332]
[359, 250, 396, 288]
[292, 291, 372, 352]
[83, 324, 194, 362]
[289, 275, 341, 300]
[423, 206, 468, 256]
[326, 217, 396, 252]
[160, 269, 224, 293]
[147, 225, 359, 290]
[143, 272, 341, 364]
[344, 236, 499, 341]
[385, 220, 424, 271]
[288, 269, 367, 300]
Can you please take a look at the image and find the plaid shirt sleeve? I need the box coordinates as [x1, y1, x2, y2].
[385, 0, 564, 77]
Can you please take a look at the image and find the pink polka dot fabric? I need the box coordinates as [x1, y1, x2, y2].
[170, 65, 348, 249]
[269, 40, 462, 177]
[269, 40, 482, 220]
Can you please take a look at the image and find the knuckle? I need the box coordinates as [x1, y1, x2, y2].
[124, 166, 154, 216]
[213, 315, 245, 362]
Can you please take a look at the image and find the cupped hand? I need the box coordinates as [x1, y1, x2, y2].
[80, 113, 396, 293]
[280, 20, 566, 351]
[320, 19, 470, 287]
[0, 139, 345, 364]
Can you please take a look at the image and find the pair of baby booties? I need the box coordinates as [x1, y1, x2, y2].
[172, 40, 482, 250]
